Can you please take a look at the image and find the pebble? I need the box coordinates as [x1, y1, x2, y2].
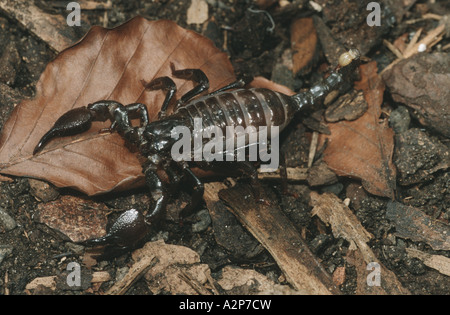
[0, 208, 16, 231]
[0, 245, 13, 265]
[187, 0, 209, 25]
[192, 209, 212, 233]
[389, 106, 410, 134]
[28, 178, 60, 202]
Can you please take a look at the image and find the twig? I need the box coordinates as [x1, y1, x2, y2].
[204, 270, 220, 295]
[4, 272, 9, 295]
[406, 248, 450, 277]
[308, 131, 319, 168]
[381, 24, 446, 75]
[258, 167, 308, 181]
[105, 255, 157, 295]
[214, 183, 341, 294]
[383, 39, 404, 59]
[405, 28, 423, 54]
[405, 13, 443, 25]
[178, 269, 212, 295]
[403, 24, 445, 58]
[310, 192, 410, 295]
[0, 0, 77, 53]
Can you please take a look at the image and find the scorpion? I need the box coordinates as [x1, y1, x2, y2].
[33, 49, 360, 257]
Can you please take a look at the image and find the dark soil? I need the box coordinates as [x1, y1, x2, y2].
[0, 0, 448, 295]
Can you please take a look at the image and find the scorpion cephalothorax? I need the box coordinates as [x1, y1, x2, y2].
[34, 49, 360, 258]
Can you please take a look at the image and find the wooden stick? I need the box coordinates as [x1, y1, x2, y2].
[105, 255, 157, 295]
[206, 182, 340, 294]
[258, 167, 308, 181]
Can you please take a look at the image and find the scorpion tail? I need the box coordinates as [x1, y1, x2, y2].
[291, 49, 361, 111]
[33, 107, 94, 155]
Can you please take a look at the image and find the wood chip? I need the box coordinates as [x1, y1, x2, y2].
[0, 0, 80, 52]
[106, 255, 157, 295]
[25, 276, 57, 291]
[187, 0, 209, 25]
[310, 192, 410, 295]
[406, 248, 450, 277]
[386, 201, 450, 251]
[131, 240, 212, 295]
[258, 167, 308, 181]
[212, 182, 340, 295]
[25, 271, 111, 293]
[217, 266, 301, 294]
[306, 161, 338, 187]
[325, 90, 368, 123]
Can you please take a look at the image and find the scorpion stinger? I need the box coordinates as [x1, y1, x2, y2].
[33, 49, 361, 259]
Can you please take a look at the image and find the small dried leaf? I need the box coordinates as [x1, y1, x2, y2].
[325, 90, 368, 122]
[290, 17, 318, 75]
[0, 17, 236, 195]
[320, 62, 396, 198]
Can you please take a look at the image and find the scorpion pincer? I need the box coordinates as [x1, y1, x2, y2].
[33, 49, 360, 257]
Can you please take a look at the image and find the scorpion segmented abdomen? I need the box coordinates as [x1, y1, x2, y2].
[177, 88, 298, 133]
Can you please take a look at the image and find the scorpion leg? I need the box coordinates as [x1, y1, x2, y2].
[207, 74, 254, 96]
[179, 166, 204, 218]
[121, 103, 149, 128]
[33, 101, 122, 155]
[142, 76, 177, 118]
[33, 101, 150, 155]
[170, 63, 209, 109]
[143, 167, 171, 223]
[82, 166, 173, 257]
[236, 161, 268, 205]
[82, 208, 149, 258]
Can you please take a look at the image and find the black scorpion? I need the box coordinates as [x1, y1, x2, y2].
[33, 49, 360, 256]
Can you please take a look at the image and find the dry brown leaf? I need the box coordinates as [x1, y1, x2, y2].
[0, 17, 236, 195]
[319, 62, 396, 198]
[290, 17, 318, 75]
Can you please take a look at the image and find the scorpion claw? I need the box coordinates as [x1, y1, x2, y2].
[82, 209, 149, 258]
[33, 107, 94, 155]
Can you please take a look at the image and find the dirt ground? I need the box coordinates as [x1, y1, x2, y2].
[0, 0, 448, 295]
